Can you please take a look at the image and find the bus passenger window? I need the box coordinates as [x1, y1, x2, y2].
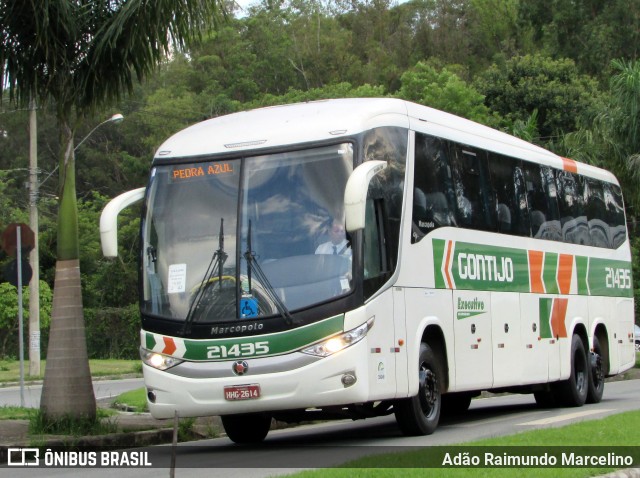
[449, 144, 496, 232]
[411, 133, 457, 243]
[556, 171, 590, 246]
[523, 163, 561, 241]
[488, 154, 530, 236]
[585, 179, 609, 248]
[604, 183, 627, 248]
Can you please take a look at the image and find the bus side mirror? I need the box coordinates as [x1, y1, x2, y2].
[100, 187, 146, 257]
[344, 160, 387, 232]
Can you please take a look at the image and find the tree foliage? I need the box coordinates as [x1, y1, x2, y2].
[397, 60, 493, 124]
[475, 54, 604, 142]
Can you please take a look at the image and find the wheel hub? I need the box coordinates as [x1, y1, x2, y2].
[419, 366, 438, 412]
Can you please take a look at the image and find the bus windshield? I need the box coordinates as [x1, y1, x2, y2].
[141, 143, 354, 325]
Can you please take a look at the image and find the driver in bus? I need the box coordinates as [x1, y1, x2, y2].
[315, 218, 352, 257]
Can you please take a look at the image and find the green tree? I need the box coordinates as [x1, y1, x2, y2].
[397, 60, 494, 124]
[517, 0, 640, 79]
[476, 54, 603, 144]
[561, 59, 640, 211]
[467, 0, 520, 60]
[0, 0, 225, 422]
[0, 281, 52, 359]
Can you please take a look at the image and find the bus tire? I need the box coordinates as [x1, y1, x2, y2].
[586, 336, 605, 404]
[533, 389, 558, 408]
[442, 392, 472, 416]
[557, 334, 588, 407]
[221, 413, 271, 444]
[394, 342, 442, 436]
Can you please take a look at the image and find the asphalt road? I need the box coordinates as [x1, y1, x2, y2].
[5, 378, 640, 478]
[0, 378, 144, 408]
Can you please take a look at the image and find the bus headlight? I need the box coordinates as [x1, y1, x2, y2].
[301, 318, 374, 357]
[140, 347, 184, 371]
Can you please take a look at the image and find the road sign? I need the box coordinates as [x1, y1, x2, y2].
[1, 223, 35, 257]
[4, 259, 33, 287]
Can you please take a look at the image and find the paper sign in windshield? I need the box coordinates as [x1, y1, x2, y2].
[168, 264, 187, 293]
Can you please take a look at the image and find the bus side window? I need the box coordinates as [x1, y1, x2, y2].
[604, 183, 627, 248]
[488, 153, 530, 236]
[363, 196, 390, 300]
[585, 178, 609, 248]
[449, 143, 496, 232]
[411, 133, 457, 243]
[523, 163, 561, 241]
[556, 171, 591, 246]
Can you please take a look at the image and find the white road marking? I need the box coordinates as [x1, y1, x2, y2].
[518, 409, 614, 426]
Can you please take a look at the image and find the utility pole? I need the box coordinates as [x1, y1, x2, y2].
[28, 98, 40, 377]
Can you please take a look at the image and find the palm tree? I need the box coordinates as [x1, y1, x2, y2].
[609, 60, 640, 185]
[1, 0, 225, 422]
[562, 60, 640, 211]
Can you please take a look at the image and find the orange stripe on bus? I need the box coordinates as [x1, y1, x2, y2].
[561, 157, 578, 173]
[557, 254, 574, 295]
[551, 298, 568, 338]
[444, 240, 454, 289]
[528, 250, 545, 293]
[163, 337, 177, 355]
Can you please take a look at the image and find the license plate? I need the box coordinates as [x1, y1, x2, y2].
[224, 384, 261, 401]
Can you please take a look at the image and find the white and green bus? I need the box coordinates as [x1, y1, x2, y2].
[101, 98, 635, 443]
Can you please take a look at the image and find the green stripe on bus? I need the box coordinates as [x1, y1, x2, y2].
[445, 241, 530, 292]
[543, 252, 559, 294]
[575, 255, 589, 295]
[539, 298, 553, 339]
[432, 239, 632, 298]
[147, 314, 345, 361]
[146, 333, 157, 350]
[583, 258, 633, 298]
[433, 239, 447, 289]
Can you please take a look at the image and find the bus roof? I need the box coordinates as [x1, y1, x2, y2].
[154, 98, 618, 185]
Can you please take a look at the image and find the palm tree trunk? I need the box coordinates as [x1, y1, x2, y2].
[40, 259, 96, 420]
[40, 123, 95, 421]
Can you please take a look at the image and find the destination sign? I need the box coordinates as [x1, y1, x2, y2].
[171, 162, 235, 181]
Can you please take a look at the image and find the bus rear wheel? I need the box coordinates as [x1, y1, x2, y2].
[394, 342, 442, 436]
[586, 335, 605, 404]
[557, 334, 588, 407]
[221, 413, 271, 444]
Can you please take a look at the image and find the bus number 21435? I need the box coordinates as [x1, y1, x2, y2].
[605, 267, 632, 290]
[207, 341, 270, 359]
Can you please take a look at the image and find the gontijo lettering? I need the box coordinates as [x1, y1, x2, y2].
[458, 253, 514, 282]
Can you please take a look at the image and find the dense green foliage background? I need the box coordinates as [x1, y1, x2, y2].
[1, 0, 639, 359]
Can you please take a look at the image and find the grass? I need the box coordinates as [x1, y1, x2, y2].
[0, 359, 141, 384]
[28, 408, 118, 437]
[0, 405, 33, 420]
[111, 387, 148, 413]
[285, 410, 640, 478]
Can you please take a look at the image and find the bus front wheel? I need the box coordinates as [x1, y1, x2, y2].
[221, 413, 271, 444]
[394, 342, 442, 436]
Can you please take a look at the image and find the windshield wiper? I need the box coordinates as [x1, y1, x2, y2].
[181, 218, 228, 336]
[244, 220, 296, 326]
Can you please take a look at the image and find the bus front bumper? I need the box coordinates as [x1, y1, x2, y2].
[143, 338, 371, 419]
